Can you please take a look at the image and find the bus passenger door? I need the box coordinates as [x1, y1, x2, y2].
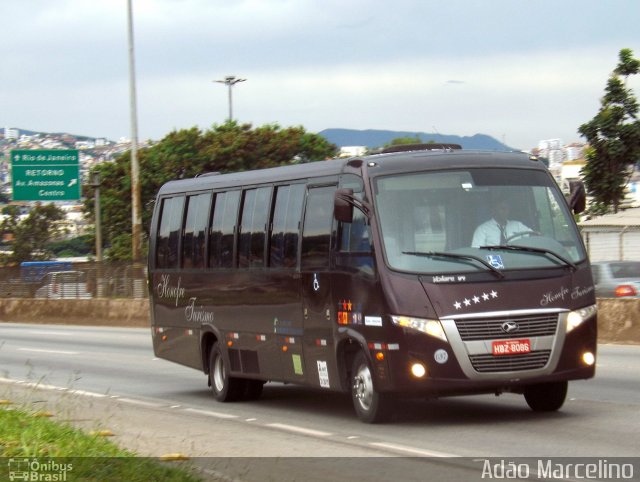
[300, 185, 337, 389]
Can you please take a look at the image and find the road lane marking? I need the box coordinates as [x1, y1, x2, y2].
[18, 348, 78, 355]
[0, 378, 108, 398]
[69, 390, 108, 398]
[115, 397, 164, 408]
[369, 442, 458, 457]
[266, 423, 332, 437]
[183, 407, 239, 419]
[27, 330, 73, 336]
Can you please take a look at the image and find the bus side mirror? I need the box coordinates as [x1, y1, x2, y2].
[568, 180, 586, 214]
[334, 188, 354, 223]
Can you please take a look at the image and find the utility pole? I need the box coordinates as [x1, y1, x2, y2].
[91, 173, 102, 262]
[214, 75, 246, 121]
[127, 0, 142, 262]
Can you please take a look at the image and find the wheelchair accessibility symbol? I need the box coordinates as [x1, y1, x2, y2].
[486, 254, 505, 270]
[313, 274, 320, 292]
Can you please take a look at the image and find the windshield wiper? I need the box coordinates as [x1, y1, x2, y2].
[480, 245, 577, 271]
[402, 251, 505, 279]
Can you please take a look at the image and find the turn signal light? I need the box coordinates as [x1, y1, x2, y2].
[615, 284, 638, 297]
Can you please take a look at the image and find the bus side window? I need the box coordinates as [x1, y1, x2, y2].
[239, 187, 272, 268]
[339, 203, 371, 253]
[182, 192, 211, 269]
[301, 186, 335, 270]
[336, 203, 374, 275]
[270, 184, 304, 268]
[209, 191, 241, 268]
[156, 196, 185, 269]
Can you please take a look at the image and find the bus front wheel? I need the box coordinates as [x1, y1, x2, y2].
[209, 342, 243, 402]
[524, 380, 568, 412]
[350, 351, 393, 423]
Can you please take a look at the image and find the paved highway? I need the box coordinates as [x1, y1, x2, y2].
[1, 322, 639, 470]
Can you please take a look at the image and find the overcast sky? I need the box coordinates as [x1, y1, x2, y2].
[2, 0, 639, 150]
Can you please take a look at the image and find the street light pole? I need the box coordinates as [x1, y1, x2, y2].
[127, 0, 142, 263]
[214, 75, 246, 121]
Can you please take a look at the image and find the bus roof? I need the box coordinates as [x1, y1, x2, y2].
[156, 150, 545, 196]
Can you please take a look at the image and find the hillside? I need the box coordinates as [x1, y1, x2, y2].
[1, 127, 102, 143]
[319, 128, 513, 151]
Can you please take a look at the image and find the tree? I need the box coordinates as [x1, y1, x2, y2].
[0, 203, 66, 264]
[384, 135, 423, 147]
[84, 121, 337, 260]
[579, 48, 640, 214]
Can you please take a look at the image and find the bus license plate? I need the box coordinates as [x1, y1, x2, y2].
[492, 339, 531, 356]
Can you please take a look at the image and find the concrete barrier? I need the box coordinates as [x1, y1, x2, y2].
[0, 298, 638, 344]
[0, 298, 150, 327]
[596, 298, 640, 344]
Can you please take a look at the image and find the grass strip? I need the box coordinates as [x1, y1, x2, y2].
[0, 406, 201, 481]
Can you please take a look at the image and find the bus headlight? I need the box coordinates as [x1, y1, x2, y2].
[566, 304, 597, 333]
[391, 316, 447, 342]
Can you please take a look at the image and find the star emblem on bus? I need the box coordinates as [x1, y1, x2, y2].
[453, 290, 499, 310]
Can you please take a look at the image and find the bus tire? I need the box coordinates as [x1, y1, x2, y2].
[350, 351, 393, 423]
[209, 342, 243, 402]
[524, 380, 567, 412]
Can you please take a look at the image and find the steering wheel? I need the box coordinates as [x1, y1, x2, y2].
[505, 230, 542, 242]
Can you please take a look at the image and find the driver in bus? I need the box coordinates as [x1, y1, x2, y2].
[471, 197, 531, 247]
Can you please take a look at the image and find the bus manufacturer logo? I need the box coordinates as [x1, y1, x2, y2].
[501, 321, 519, 334]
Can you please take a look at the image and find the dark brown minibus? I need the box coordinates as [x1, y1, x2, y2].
[148, 148, 596, 423]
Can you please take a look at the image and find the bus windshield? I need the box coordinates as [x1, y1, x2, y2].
[374, 168, 586, 274]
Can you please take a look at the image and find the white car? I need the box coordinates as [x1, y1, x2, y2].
[592, 261, 640, 298]
[35, 271, 92, 299]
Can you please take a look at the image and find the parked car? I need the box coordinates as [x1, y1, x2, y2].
[592, 261, 640, 298]
[35, 271, 92, 299]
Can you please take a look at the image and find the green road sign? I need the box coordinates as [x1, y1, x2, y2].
[11, 149, 81, 201]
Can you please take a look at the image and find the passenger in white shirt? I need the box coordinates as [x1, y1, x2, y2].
[471, 199, 531, 247]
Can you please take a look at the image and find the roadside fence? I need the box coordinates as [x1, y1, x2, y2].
[0, 261, 148, 299]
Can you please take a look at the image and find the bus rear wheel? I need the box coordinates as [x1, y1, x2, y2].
[524, 380, 568, 412]
[350, 351, 393, 423]
[209, 342, 244, 402]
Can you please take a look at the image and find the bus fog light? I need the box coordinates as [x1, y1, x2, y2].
[411, 363, 427, 378]
[582, 352, 595, 366]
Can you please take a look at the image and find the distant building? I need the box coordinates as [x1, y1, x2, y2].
[4, 128, 19, 140]
[538, 139, 562, 151]
[75, 140, 95, 149]
[538, 138, 564, 165]
[564, 143, 585, 161]
[580, 207, 640, 261]
[339, 146, 367, 158]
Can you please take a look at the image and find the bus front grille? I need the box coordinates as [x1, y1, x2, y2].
[455, 314, 558, 341]
[469, 350, 551, 373]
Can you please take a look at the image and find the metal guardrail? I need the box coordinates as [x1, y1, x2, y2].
[0, 262, 148, 299]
